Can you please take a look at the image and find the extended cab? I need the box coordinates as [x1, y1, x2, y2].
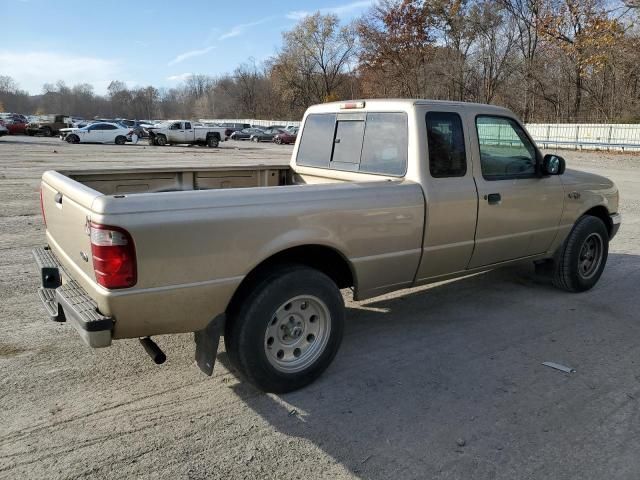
[33, 99, 620, 392]
[147, 120, 226, 147]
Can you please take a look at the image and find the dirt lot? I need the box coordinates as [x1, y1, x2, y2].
[1, 136, 639, 480]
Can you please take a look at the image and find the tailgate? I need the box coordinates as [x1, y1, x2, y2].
[41, 171, 101, 282]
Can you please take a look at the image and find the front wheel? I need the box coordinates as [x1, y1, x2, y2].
[252, 136, 259, 142]
[226, 266, 344, 393]
[553, 215, 609, 292]
[155, 135, 167, 146]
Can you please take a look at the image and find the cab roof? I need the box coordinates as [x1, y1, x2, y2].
[306, 98, 514, 116]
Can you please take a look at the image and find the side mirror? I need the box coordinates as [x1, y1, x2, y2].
[542, 154, 566, 175]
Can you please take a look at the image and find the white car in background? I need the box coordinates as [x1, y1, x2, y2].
[61, 122, 132, 145]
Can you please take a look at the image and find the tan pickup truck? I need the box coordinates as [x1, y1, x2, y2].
[33, 99, 620, 392]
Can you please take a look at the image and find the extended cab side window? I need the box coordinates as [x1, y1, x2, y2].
[426, 112, 466, 178]
[476, 116, 537, 180]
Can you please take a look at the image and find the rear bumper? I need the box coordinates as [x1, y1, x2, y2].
[33, 246, 113, 348]
[610, 213, 621, 240]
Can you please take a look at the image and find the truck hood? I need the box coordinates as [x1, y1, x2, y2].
[561, 168, 618, 214]
[561, 169, 614, 190]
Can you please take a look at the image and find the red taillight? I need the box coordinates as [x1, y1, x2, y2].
[90, 222, 137, 289]
[39, 185, 46, 227]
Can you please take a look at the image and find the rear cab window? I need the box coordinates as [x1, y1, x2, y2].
[296, 112, 407, 176]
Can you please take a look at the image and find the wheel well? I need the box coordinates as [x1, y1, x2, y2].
[208, 132, 221, 140]
[583, 206, 612, 236]
[226, 245, 354, 316]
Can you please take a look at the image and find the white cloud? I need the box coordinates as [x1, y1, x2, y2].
[168, 46, 215, 66]
[0, 51, 120, 95]
[219, 17, 274, 40]
[286, 10, 309, 20]
[167, 73, 193, 82]
[287, 0, 374, 20]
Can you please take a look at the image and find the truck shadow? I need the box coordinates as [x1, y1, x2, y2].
[219, 253, 639, 479]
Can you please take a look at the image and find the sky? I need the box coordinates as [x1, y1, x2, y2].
[0, 0, 374, 95]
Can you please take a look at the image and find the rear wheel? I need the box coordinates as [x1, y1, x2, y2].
[226, 265, 344, 393]
[207, 135, 219, 148]
[115, 135, 126, 145]
[553, 215, 609, 292]
[41, 127, 52, 137]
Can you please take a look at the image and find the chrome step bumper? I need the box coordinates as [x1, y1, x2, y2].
[33, 246, 113, 348]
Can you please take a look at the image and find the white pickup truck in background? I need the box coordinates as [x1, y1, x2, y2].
[147, 120, 226, 147]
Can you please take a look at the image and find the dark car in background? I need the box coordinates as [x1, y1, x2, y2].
[273, 128, 298, 145]
[250, 127, 287, 142]
[230, 127, 264, 140]
[219, 122, 252, 139]
[118, 119, 155, 138]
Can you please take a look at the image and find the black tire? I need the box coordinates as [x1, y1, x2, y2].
[67, 134, 79, 144]
[207, 135, 219, 148]
[155, 135, 167, 146]
[115, 135, 126, 145]
[226, 265, 344, 393]
[42, 127, 52, 137]
[553, 215, 609, 292]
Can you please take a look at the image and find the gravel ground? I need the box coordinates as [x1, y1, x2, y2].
[0, 136, 639, 480]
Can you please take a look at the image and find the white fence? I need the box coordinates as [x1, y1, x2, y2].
[526, 123, 640, 152]
[202, 118, 640, 152]
[199, 118, 301, 128]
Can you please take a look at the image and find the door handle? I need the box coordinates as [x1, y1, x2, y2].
[486, 193, 501, 205]
[54, 192, 63, 204]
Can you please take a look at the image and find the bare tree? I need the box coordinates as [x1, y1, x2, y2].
[471, 1, 518, 103]
[272, 12, 357, 110]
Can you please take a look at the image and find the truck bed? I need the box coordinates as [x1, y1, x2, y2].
[64, 164, 291, 195]
[40, 161, 425, 340]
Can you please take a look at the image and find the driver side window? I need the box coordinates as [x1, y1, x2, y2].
[476, 116, 536, 180]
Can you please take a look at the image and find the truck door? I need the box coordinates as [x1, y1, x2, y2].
[183, 122, 194, 142]
[416, 110, 479, 281]
[167, 122, 183, 143]
[468, 115, 564, 268]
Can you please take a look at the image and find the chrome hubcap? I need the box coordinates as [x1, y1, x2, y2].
[578, 233, 603, 280]
[264, 295, 331, 373]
